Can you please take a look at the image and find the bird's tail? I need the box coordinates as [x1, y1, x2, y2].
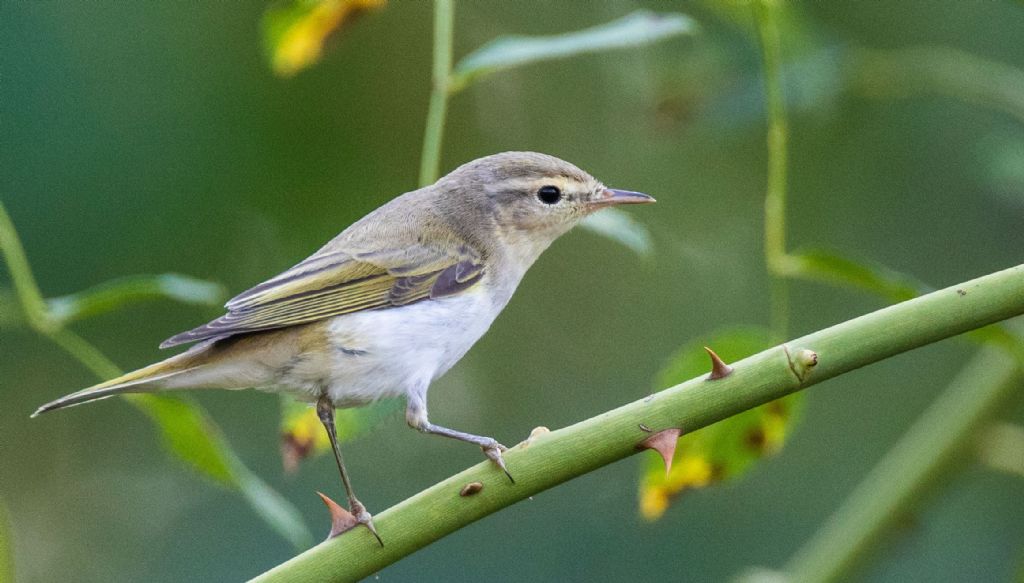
[32, 348, 209, 417]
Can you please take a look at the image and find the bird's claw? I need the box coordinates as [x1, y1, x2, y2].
[350, 500, 384, 547]
[481, 440, 514, 484]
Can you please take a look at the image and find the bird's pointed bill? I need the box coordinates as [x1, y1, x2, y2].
[592, 188, 656, 207]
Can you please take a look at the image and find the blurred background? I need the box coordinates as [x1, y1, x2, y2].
[2, 1, 1023, 581]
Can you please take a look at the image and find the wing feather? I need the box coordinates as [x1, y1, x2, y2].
[160, 241, 484, 348]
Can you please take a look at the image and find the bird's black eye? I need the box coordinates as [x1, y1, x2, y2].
[537, 185, 562, 205]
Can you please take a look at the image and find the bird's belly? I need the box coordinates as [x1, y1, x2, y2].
[320, 291, 500, 407]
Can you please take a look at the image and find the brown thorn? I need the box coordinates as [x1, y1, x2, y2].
[636, 428, 682, 476]
[316, 491, 358, 539]
[704, 346, 734, 380]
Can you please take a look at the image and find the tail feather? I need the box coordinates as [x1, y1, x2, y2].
[32, 327, 295, 418]
[32, 350, 207, 417]
[32, 368, 201, 417]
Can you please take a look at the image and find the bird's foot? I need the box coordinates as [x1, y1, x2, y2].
[349, 499, 384, 547]
[480, 439, 514, 484]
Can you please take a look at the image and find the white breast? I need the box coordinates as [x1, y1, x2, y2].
[322, 286, 502, 407]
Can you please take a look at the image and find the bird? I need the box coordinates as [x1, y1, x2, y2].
[32, 151, 655, 543]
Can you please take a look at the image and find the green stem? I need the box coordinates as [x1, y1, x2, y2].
[47, 328, 123, 379]
[784, 348, 1021, 583]
[0, 201, 51, 331]
[252, 264, 1024, 583]
[753, 0, 792, 341]
[418, 0, 454, 187]
[0, 496, 12, 583]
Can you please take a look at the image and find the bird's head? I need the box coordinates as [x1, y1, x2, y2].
[435, 151, 654, 257]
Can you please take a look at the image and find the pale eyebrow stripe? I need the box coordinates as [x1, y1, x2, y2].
[496, 176, 574, 192]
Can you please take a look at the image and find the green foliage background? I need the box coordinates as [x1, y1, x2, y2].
[2, 1, 1023, 581]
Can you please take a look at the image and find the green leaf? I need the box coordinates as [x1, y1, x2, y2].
[280, 397, 401, 473]
[451, 10, 697, 91]
[46, 274, 226, 325]
[130, 393, 314, 550]
[639, 328, 803, 520]
[787, 249, 925, 303]
[579, 208, 653, 257]
[262, 0, 386, 77]
[130, 394, 237, 485]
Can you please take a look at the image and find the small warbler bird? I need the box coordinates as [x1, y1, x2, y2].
[33, 151, 654, 542]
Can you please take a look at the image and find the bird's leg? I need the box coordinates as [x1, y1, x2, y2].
[315, 395, 383, 546]
[405, 394, 514, 483]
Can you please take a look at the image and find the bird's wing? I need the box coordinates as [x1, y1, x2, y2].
[159, 240, 485, 348]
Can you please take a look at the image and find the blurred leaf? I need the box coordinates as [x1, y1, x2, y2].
[280, 396, 401, 473]
[451, 10, 697, 91]
[130, 393, 313, 549]
[977, 423, 1024, 479]
[639, 328, 803, 521]
[46, 274, 226, 325]
[849, 46, 1024, 126]
[0, 497, 11, 583]
[130, 394, 238, 486]
[262, 0, 386, 77]
[786, 249, 924, 303]
[579, 208, 653, 257]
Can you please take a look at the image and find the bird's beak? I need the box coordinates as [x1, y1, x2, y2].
[590, 188, 656, 208]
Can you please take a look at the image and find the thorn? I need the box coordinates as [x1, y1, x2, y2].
[316, 491, 357, 539]
[796, 349, 818, 370]
[784, 345, 819, 382]
[517, 426, 550, 448]
[704, 346, 734, 380]
[636, 428, 682, 476]
[460, 481, 484, 497]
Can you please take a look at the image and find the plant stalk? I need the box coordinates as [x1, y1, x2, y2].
[753, 0, 793, 341]
[418, 0, 454, 186]
[252, 264, 1024, 582]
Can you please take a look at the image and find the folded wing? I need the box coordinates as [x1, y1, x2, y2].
[160, 242, 484, 348]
